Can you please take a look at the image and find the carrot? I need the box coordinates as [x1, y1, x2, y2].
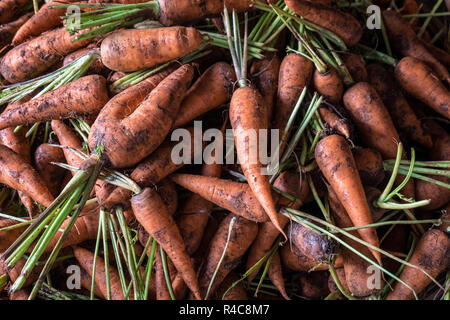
[328, 185, 382, 297]
[176, 160, 222, 255]
[327, 267, 349, 294]
[395, 56, 450, 120]
[131, 187, 201, 299]
[246, 170, 310, 282]
[0, 218, 28, 252]
[342, 53, 368, 82]
[313, 67, 344, 104]
[33, 143, 66, 197]
[285, 0, 363, 47]
[198, 214, 258, 298]
[156, 178, 178, 216]
[0, 144, 54, 207]
[287, 221, 337, 263]
[173, 62, 236, 128]
[386, 229, 450, 300]
[0, 12, 32, 47]
[416, 134, 450, 210]
[0, 0, 29, 24]
[343, 81, 415, 200]
[8, 288, 29, 300]
[267, 251, 290, 300]
[382, 10, 450, 83]
[51, 120, 85, 171]
[367, 63, 433, 148]
[63, 46, 105, 75]
[89, 65, 193, 168]
[230, 84, 286, 237]
[74, 246, 125, 300]
[211, 273, 248, 300]
[171, 173, 270, 223]
[280, 243, 328, 272]
[0, 27, 91, 83]
[315, 134, 381, 265]
[318, 107, 352, 139]
[0, 75, 109, 130]
[100, 27, 203, 72]
[298, 271, 330, 299]
[155, 247, 172, 300]
[250, 55, 281, 124]
[12, 1, 73, 46]
[422, 41, 450, 69]
[79, 267, 105, 299]
[272, 53, 314, 155]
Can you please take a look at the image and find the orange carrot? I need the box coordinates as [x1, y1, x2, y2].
[313, 67, 344, 104]
[34, 143, 66, 197]
[0, 12, 32, 47]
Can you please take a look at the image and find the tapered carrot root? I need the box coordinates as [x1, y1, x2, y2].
[0, 0, 29, 24]
[89, 65, 193, 168]
[395, 57, 450, 120]
[382, 10, 450, 83]
[272, 53, 314, 154]
[315, 134, 381, 265]
[328, 185, 382, 297]
[386, 229, 450, 300]
[101, 27, 203, 72]
[353, 148, 385, 188]
[50, 120, 84, 171]
[246, 170, 310, 282]
[34, 143, 66, 197]
[0, 12, 32, 47]
[367, 64, 433, 148]
[0, 144, 54, 207]
[0, 27, 90, 83]
[155, 248, 172, 300]
[313, 67, 344, 104]
[318, 107, 352, 139]
[230, 85, 285, 238]
[174, 62, 236, 128]
[171, 173, 270, 223]
[267, 251, 290, 300]
[285, 0, 363, 47]
[342, 53, 368, 82]
[0, 75, 109, 130]
[199, 214, 258, 298]
[12, 1, 70, 46]
[131, 187, 201, 300]
[250, 55, 281, 123]
[74, 246, 125, 300]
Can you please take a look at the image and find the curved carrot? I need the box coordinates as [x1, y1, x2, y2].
[318, 107, 352, 139]
[267, 251, 290, 300]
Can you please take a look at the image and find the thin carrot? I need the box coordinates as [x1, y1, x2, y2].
[0, 12, 32, 47]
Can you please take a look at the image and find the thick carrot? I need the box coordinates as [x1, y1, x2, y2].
[342, 53, 368, 82]
[12, 1, 72, 46]
[313, 67, 344, 104]
[298, 271, 330, 299]
[285, 0, 363, 47]
[246, 170, 310, 282]
[0, 75, 109, 130]
[199, 214, 258, 298]
[343, 81, 415, 200]
[171, 173, 270, 223]
[131, 187, 201, 299]
[272, 53, 314, 155]
[89, 65, 193, 168]
[367, 63, 433, 148]
[386, 229, 450, 300]
[79, 267, 105, 299]
[315, 134, 381, 265]
[395, 56, 450, 120]
[0, 0, 29, 24]
[328, 185, 382, 297]
[0, 144, 54, 207]
[327, 267, 349, 294]
[0, 27, 91, 83]
[230, 85, 285, 237]
[250, 55, 281, 124]
[280, 243, 328, 272]
[382, 10, 450, 83]
[267, 251, 290, 300]
[74, 246, 125, 300]
[0, 12, 32, 47]
[177, 160, 222, 255]
[34, 143, 66, 197]
[173, 62, 236, 128]
[100, 27, 203, 72]
[318, 107, 352, 139]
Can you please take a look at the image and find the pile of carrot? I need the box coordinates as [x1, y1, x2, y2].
[0, 0, 448, 302]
